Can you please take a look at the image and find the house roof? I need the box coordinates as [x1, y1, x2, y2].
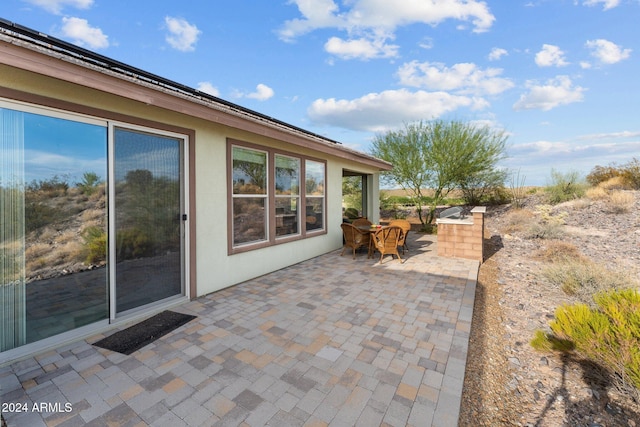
[0, 18, 392, 171]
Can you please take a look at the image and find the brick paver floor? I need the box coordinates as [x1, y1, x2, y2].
[1, 233, 478, 427]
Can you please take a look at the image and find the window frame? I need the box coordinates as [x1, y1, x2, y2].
[227, 139, 327, 254]
[274, 153, 301, 240]
[230, 145, 270, 248]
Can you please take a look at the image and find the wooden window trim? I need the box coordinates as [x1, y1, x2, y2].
[227, 138, 327, 255]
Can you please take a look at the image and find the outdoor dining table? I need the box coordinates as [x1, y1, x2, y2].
[356, 224, 386, 258]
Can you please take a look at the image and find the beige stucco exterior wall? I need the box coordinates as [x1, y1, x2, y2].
[1, 65, 384, 297]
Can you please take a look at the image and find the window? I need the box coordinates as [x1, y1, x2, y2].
[275, 155, 300, 238]
[0, 104, 108, 351]
[228, 140, 326, 252]
[305, 160, 325, 232]
[231, 146, 268, 246]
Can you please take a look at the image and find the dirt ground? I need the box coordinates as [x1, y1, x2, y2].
[384, 192, 640, 426]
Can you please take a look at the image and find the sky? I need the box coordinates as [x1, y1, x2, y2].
[2, 0, 639, 186]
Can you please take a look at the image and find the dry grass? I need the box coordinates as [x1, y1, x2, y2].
[608, 190, 635, 213]
[535, 241, 587, 264]
[543, 259, 636, 304]
[585, 186, 608, 200]
[81, 207, 104, 223]
[502, 209, 535, 233]
[599, 176, 629, 191]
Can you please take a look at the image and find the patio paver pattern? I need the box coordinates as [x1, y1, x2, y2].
[1, 234, 479, 427]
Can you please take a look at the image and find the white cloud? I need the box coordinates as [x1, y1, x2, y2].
[324, 36, 399, 60]
[279, 0, 495, 60]
[24, 0, 93, 14]
[504, 133, 640, 185]
[396, 61, 514, 96]
[196, 82, 220, 97]
[419, 37, 434, 50]
[535, 44, 569, 67]
[513, 76, 586, 111]
[307, 89, 486, 132]
[60, 17, 108, 49]
[585, 39, 631, 64]
[488, 47, 508, 61]
[580, 0, 620, 10]
[235, 84, 275, 101]
[164, 17, 201, 52]
[575, 130, 640, 141]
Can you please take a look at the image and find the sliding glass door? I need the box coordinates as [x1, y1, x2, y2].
[1, 101, 188, 354]
[1, 106, 108, 351]
[112, 127, 185, 314]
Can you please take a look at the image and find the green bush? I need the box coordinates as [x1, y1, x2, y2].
[117, 228, 153, 259]
[545, 169, 586, 204]
[532, 289, 640, 396]
[82, 226, 107, 264]
[77, 171, 102, 196]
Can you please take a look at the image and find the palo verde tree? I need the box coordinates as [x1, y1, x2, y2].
[371, 119, 508, 228]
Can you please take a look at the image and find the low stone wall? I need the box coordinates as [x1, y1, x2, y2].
[436, 206, 485, 262]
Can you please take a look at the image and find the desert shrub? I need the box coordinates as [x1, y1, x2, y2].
[77, 171, 102, 196]
[116, 228, 153, 259]
[587, 158, 640, 190]
[620, 158, 640, 190]
[532, 289, 640, 398]
[26, 175, 69, 197]
[545, 169, 587, 204]
[508, 169, 528, 209]
[523, 205, 567, 239]
[502, 209, 535, 234]
[608, 191, 635, 214]
[25, 201, 65, 233]
[483, 186, 511, 205]
[535, 241, 585, 264]
[459, 169, 508, 206]
[82, 226, 107, 264]
[542, 259, 632, 303]
[586, 165, 621, 187]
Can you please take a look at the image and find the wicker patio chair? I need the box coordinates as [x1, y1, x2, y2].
[351, 217, 372, 228]
[389, 219, 411, 254]
[340, 223, 371, 259]
[371, 226, 404, 264]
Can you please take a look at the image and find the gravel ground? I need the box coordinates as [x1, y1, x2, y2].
[458, 190, 640, 426]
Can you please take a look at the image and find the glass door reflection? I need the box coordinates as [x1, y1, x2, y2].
[113, 128, 183, 314]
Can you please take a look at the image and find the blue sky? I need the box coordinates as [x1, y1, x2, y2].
[2, 0, 639, 185]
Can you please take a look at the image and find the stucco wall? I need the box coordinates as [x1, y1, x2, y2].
[0, 65, 383, 297]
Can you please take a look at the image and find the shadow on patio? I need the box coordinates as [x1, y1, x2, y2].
[0, 232, 479, 427]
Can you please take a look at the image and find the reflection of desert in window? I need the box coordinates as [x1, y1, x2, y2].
[115, 169, 181, 261]
[233, 197, 266, 244]
[1, 173, 109, 346]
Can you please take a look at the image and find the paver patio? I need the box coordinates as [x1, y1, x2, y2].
[0, 233, 478, 427]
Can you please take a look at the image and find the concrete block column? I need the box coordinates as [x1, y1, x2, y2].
[436, 206, 485, 263]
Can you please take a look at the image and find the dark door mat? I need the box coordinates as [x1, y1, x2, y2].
[93, 310, 196, 355]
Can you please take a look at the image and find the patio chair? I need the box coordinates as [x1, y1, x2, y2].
[351, 217, 372, 228]
[371, 226, 404, 264]
[340, 223, 371, 259]
[389, 219, 411, 254]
